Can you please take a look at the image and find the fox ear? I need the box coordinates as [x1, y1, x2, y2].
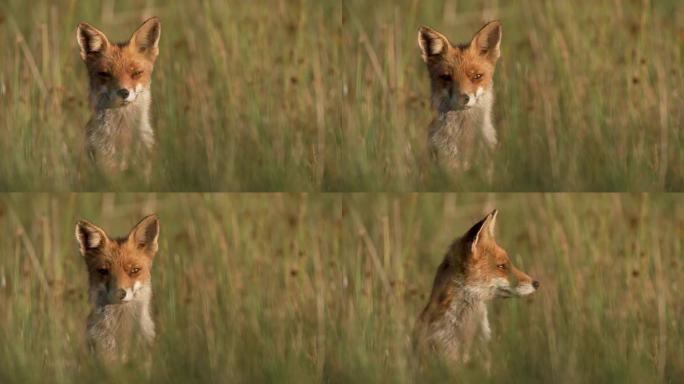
[418, 26, 450, 61]
[470, 21, 501, 62]
[76, 22, 110, 60]
[128, 214, 159, 255]
[75, 220, 108, 255]
[463, 209, 498, 254]
[129, 17, 161, 60]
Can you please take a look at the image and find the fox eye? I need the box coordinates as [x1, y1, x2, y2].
[473, 73, 483, 81]
[131, 70, 143, 79]
[130, 267, 141, 275]
[97, 71, 111, 79]
[496, 264, 506, 270]
[97, 268, 109, 276]
[439, 74, 452, 82]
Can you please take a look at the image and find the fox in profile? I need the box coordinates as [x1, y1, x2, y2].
[76, 17, 160, 171]
[75, 214, 160, 360]
[414, 210, 539, 363]
[418, 21, 501, 167]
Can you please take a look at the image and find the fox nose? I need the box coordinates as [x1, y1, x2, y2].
[117, 88, 130, 99]
[461, 94, 470, 104]
[532, 281, 540, 289]
[116, 288, 126, 300]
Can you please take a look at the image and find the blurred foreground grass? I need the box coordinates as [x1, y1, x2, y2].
[0, 193, 682, 382]
[0, 0, 682, 191]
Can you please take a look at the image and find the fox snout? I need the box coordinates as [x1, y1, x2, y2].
[100, 85, 140, 107]
[113, 288, 127, 301]
[435, 86, 486, 113]
[460, 93, 470, 106]
[117, 88, 130, 100]
[105, 280, 145, 304]
[451, 88, 485, 110]
[114, 86, 140, 104]
[496, 268, 540, 298]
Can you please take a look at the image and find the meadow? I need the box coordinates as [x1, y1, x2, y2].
[1, 0, 683, 191]
[0, 193, 681, 382]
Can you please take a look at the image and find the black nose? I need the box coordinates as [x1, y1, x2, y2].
[117, 88, 130, 99]
[532, 281, 540, 289]
[117, 289, 126, 300]
[461, 94, 470, 104]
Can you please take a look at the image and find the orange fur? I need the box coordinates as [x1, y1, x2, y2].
[418, 22, 502, 166]
[76, 214, 160, 360]
[76, 18, 160, 170]
[415, 210, 539, 364]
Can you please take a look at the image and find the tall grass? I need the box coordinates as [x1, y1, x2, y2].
[0, 0, 341, 191]
[1, 0, 682, 191]
[0, 193, 681, 382]
[341, 0, 684, 191]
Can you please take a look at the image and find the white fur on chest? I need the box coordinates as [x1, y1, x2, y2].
[86, 89, 154, 168]
[429, 89, 497, 162]
[86, 285, 155, 357]
[425, 289, 491, 361]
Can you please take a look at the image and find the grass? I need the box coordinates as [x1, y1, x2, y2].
[0, 193, 682, 382]
[0, 1, 683, 191]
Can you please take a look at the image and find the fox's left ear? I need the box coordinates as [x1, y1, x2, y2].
[463, 209, 498, 254]
[128, 214, 160, 256]
[129, 17, 161, 61]
[470, 21, 501, 63]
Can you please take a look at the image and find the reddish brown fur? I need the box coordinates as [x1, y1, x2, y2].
[76, 18, 160, 172]
[84, 236, 155, 291]
[415, 210, 538, 363]
[76, 215, 159, 360]
[425, 43, 496, 101]
[464, 235, 533, 289]
[78, 18, 159, 101]
[84, 45, 155, 97]
[418, 22, 502, 165]
[76, 215, 159, 296]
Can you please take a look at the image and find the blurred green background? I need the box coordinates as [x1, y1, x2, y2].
[1, 0, 682, 191]
[0, 193, 681, 382]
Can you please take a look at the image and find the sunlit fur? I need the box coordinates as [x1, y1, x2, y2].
[414, 210, 539, 363]
[418, 21, 501, 167]
[75, 215, 160, 361]
[76, 18, 160, 171]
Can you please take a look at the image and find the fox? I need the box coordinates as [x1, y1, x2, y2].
[76, 17, 161, 171]
[414, 209, 539, 364]
[418, 21, 502, 167]
[75, 214, 160, 360]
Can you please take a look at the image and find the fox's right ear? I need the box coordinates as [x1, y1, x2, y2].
[418, 26, 450, 62]
[462, 209, 498, 255]
[76, 22, 110, 60]
[75, 220, 108, 255]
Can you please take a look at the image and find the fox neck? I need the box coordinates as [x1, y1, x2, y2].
[444, 279, 489, 327]
[87, 283, 155, 357]
[428, 89, 495, 163]
[90, 88, 152, 130]
[435, 89, 493, 131]
[418, 278, 491, 361]
[86, 88, 155, 167]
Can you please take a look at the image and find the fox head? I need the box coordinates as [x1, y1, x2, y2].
[76, 214, 159, 306]
[436, 210, 538, 302]
[77, 17, 161, 109]
[418, 21, 501, 113]
[458, 209, 538, 299]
